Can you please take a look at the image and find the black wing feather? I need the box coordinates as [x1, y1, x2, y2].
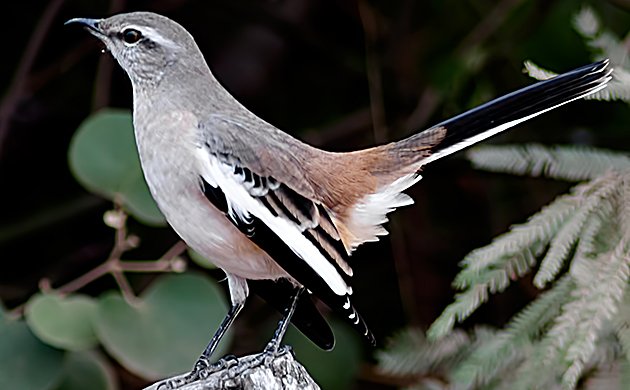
[249, 279, 335, 351]
[200, 175, 375, 347]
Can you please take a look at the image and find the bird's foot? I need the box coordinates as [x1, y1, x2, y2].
[262, 341, 293, 357]
[156, 355, 240, 389]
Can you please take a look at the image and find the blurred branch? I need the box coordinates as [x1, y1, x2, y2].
[302, 108, 372, 147]
[404, 87, 441, 132]
[92, 0, 127, 110]
[0, 195, 103, 245]
[39, 209, 185, 302]
[605, 0, 630, 11]
[359, 0, 388, 143]
[27, 41, 95, 92]
[455, 0, 525, 56]
[405, 0, 524, 133]
[359, 0, 422, 326]
[0, 0, 66, 154]
[144, 348, 319, 390]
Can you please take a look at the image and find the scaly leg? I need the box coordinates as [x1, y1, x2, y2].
[159, 275, 248, 389]
[264, 287, 305, 354]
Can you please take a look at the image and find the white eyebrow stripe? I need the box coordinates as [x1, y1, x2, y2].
[124, 25, 178, 48]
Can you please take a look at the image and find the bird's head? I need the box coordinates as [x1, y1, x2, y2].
[66, 12, 203, 87]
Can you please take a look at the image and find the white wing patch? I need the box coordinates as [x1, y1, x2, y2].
[344, 173, 422, 250]
[195, 148, 351, 296]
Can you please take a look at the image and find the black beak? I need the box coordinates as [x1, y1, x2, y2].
[64, 18, 104, 36]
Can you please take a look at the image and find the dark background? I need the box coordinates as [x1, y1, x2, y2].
[1, 0, 629, 388]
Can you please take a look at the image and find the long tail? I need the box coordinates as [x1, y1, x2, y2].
[412, 59, 612, 166]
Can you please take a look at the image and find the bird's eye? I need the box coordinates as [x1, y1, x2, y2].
[120, 28, 143, 44]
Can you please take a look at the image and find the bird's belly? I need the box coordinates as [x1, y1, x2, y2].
[138, 147, 287, 281]
[164, 189, 287, 280]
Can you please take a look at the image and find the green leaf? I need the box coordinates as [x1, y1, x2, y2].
[283, 319, 362, 390]
[68, 109, 165, 226]
[0, 317, 65, 390]
[56, 351, 118, 390]
[26, 293, 99, 351]
[94, 273, 229, 380]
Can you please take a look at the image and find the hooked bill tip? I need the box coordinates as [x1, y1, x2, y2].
[64, 17, 101, 32]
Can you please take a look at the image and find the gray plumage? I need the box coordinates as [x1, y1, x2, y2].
[66, 11, 612, 362]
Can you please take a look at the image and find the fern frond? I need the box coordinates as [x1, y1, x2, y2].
[506, 222, 629, 389]
[466, 144, 630, 181]
[376, 328, 471, 376]
[530, 6, 630, 103]
[574, 5, 630, 102]
[585, 67, 630, 102]
[427, 254, 535, 341]
[574, 198, 614, 257]
[447, 276, 572, 388]
[573, 7, 628, 65]
[522, 61, 556, 80]
[620, 172, 630, 241]
[573, 6, 599, 39]
[428, 194, 582, 340]
[622, 360, 630, 388]
[613, 287, 630, 362]
[450, 332, 527, 388]
[582, 359, 626, 390]
[459, 194, 579, 276]
[524, 58, 630, 102]
[403, 380, 449, 390]
[511, 341, 567, 390]
[584, 325, 623, 370]
[534, 174, 622, 287]
[556, 242, 630, 388]
[507, 275, 574, 338]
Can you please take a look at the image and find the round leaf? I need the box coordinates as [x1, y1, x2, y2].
[94, 273, 229, 379]
[26, 293, 98, 351]
[283, 319, 362, 390]
[68, 109, 165, 226]
[56, 351, 118, 390]
[0, 317, 65, 390]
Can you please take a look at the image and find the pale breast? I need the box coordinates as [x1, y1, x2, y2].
[132, 108, 288, 280]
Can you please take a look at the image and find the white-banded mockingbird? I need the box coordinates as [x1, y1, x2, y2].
[66, 11, 611, 385]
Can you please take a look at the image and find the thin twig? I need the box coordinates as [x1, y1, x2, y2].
[25, 211, 182, 308]
[455, 0, 525, 56]
[404, 87, 441, 133]
[54, 261, 114, 295]
[161, 240, 188, 261]
[405, 0, 525, 135]
[92, 0, 127, 110]
[118, 241, 187, 272]
[358, 0, 421, 325]
[302, 108, 372, 148]
[117, 259, 176, 272]
[358, 0, 389, 143]
[0, 0, 66, 153]
[111, 269, 137, 303]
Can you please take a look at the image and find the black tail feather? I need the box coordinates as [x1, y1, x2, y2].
[420, 59, 611, 164]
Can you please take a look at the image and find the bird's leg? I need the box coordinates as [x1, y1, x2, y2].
[264, 287, 305, 355]
[159, 302, 244, 389]
[198, 301, 244, 366]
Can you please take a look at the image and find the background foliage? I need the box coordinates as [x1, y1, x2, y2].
[1, 0, 628, 389]
[377, 7, 630, 388]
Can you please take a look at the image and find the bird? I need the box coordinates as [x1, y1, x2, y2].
[66, 11, 611, 385]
